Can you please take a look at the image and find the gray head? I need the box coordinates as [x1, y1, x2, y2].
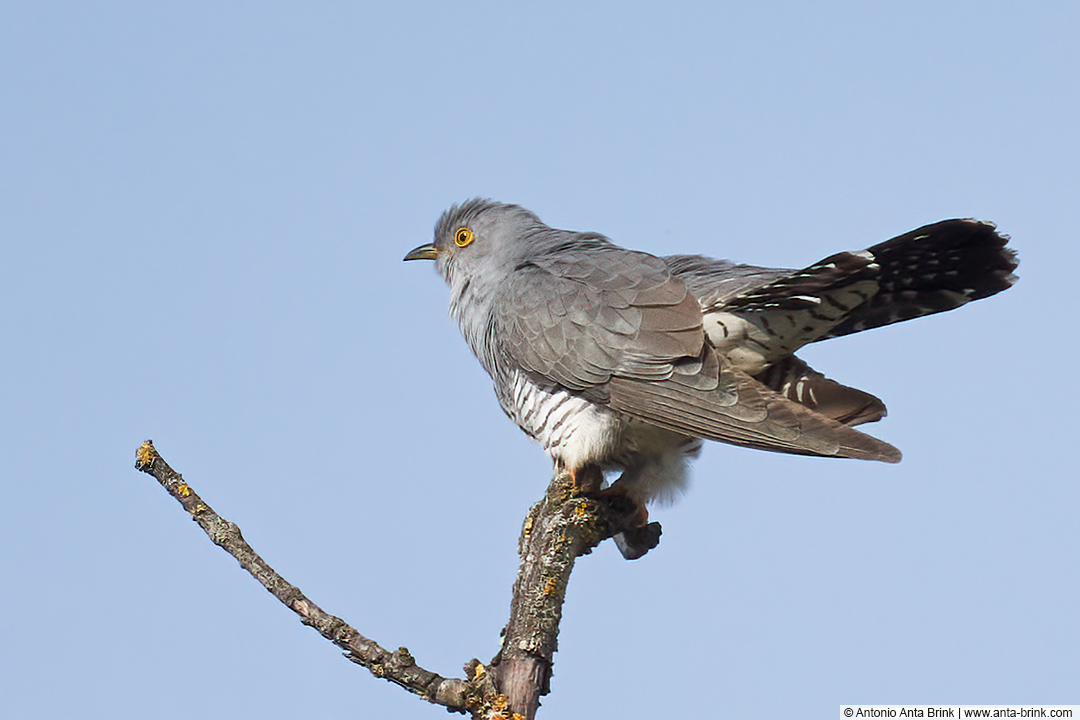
[403, 199, 615, 288]
[403, 199, 546, 286]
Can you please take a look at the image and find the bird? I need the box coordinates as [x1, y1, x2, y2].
[405, 199, 1018, 558]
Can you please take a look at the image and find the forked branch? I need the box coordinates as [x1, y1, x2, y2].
[134, 440, 645, 720]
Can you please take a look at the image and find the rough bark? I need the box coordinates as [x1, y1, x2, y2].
[490, 474, 618, 718]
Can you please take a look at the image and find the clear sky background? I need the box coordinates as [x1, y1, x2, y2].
[2, 2, 1077, 718]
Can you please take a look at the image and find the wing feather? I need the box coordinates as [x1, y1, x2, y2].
[609, 370, 900, 462]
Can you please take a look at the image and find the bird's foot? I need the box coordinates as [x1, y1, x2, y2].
[593, 484, 660, 561]
[566, 464, 605, 495]
[561, 466, 662, 559]
[594, 484, 649, 527]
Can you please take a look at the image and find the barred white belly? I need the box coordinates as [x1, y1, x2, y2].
[498, 370, 701, 504]
[500, 370, 621, 472]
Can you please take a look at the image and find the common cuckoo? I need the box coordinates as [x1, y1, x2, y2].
[405, 199, 1017, 557]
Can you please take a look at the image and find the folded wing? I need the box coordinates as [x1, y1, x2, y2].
[494, 247, 901, 463]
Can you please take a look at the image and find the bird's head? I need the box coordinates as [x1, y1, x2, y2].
[404, 198, 547, 289]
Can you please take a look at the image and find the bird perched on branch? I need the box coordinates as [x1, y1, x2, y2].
[405, 199, 1017, 558]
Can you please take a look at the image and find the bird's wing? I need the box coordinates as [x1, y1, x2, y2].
[494, 248, 900, 463]
[606, 370, 899, 461]
[495, 249, 712, 394]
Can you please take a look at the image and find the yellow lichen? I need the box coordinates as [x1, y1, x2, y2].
[193, 503, 208, 515]
[543, 576, 559, 595]
[522, 516, 534, 536]
[372, 663, 385, 677]
[473, 663, 486, 679]
[135, 442, 155, 468]
[177, 483, 192, 497]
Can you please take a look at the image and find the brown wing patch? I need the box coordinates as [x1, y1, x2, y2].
[756, 355, 887, 427]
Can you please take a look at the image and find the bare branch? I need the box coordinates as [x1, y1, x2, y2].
[133, 440, 472, 713]
[490, 475, 644, 719]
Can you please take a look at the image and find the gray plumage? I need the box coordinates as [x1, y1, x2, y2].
[405, 199, 1018, 542]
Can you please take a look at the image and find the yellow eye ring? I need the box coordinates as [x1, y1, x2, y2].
[453, 227, 475, 247]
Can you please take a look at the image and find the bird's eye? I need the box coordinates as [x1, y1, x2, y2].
[454, 227, 475, 247]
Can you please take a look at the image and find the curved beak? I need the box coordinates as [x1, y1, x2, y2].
[403, 243, 438, 261]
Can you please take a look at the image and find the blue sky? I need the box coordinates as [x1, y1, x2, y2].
[2, 2, 1077, 718]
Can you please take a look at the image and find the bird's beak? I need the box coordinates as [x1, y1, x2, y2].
[403, 243, 439, 261]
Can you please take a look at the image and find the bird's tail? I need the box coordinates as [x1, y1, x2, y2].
[815, 219, 1018, 340]
[693, 219, 1017, 373]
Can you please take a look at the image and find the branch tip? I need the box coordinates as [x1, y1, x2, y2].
[135, 439, 156, 471]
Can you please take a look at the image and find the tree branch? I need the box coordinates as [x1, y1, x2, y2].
[490, 474, 619, 719]
[133, 440, 473, 712]
[134, 440, 652, 720]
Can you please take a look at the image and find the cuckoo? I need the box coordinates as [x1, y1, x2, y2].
[405, 199, 1018, 558]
